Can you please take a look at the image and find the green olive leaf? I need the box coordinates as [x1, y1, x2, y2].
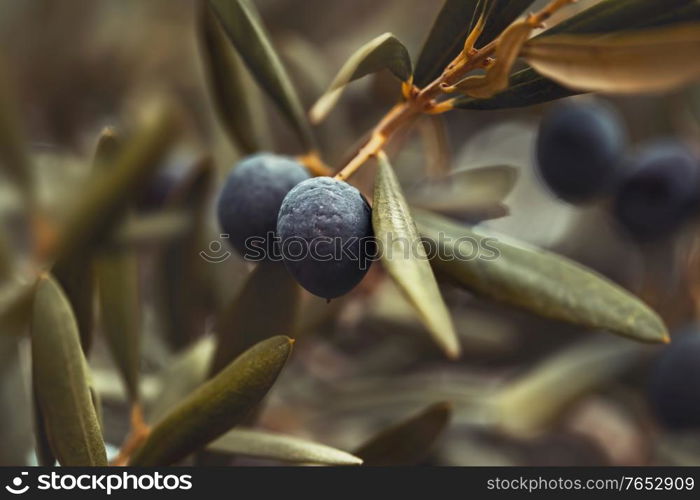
[210, 261, 300, 376]
[0, 227, 15, 283]
[198, 2, 259, 154]
[208, 0, 315, 151]
[0, 337, 33, 465]
[33, 389, 55, 466]
[31, 275, 107, 466]
[310, 33, 412, 123]
[52, 254, 95, 353]
[414, 210, 669, 344]
[373, 154, 460, 359]
[52, 104, 178, 264]
[95, 252, 141, 402]
[0, 279, 35, 337]
[454, 67, 575, 110]
[0, 61, 33, 197]
[522, 24, 700, 95]
[408, 165, 517, 217]
[355, 402, 452, 466]
[156, 159, 215, 351]
[130, 335, 293, 466]
[109, 210, 193, 250]
[208, 428, 363, 465]
[454, 0, 700, 110]
[53, 127, 124, 354]
[414, 0, 536, 87]
[491, 337, 646, 436]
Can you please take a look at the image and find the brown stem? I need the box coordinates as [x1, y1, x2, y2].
[111, 402, 151, 466]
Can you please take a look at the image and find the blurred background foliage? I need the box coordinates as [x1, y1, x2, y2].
[1, 0, 699, 466]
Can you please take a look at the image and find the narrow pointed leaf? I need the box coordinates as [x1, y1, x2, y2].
[0, 226, 14, 282]
[492, 338, 645, 436]
[455, 0, 700, 109]
[53, 128, 123, 354]
[210, 261, 299, 375]
[410, 165, 517, 211]
[110, 210, 193, 249]
[544, 0, 698, 37]
[310, 33, 412, 123]
[198, 3, 259, 153]
[31, 276, 107, 466]
[454, 67, 575, 110]
[0, 62, 33, 196]
[157, 159, 215, 351]
[355, 402, 452, 466]
[208, 428, 362, 465]
[414, 210, 669, 343]
[130, 335, 293, 466]
[408, 165, 515, 222]
[373, 154, 460, 359]
[208, 0, 315, 150]
[414, 0, 536, 87]
[523, 24, 700, 95]
[0, 279, 35, 337]
[95, 252, 141, 402]
[52, 105, 178, 263]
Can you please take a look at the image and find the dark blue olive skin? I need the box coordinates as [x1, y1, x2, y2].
[649, 329, 700, 430]
[217, 153, 310, 257]
[536, 101, 626, 203]
[277, 177, 374, 299]
[612, 141, 700, 242]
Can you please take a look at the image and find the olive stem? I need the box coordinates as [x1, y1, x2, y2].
[111, 402, 151, 466]
[333, 0, 576, 182]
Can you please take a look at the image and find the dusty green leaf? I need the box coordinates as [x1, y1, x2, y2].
[491, 337, 646, 436]
[373, 154, 459, 359]
[33, 389, 55, 466]
[110, 210, 193, 249]
[198, 2, 259, 153]
[53, 254, 95, 354]
[31, 275, 107, 466]
[208, 428, 362, 465]
[523, 24, 700, 95]
[454, 67, 575, 110]
[130, 335, 293, 466]
[0, 62, 33, 197]
[210, 261, 300, 375]
[544, 0, 698, 37]
[0, 279, 35, 337]
[0, 337, 33, 465]
[52, 127, 124, 354]
[95, 252, 141, 402]
[310, 33, 412, 123]
[408, 165, 517, 217]
[355, 402, 452, 466]
[414, 210, 669, 344]
[414, 0, 536, 87]
[52, 104, 178, 264]
[208, 0, 315, 150]
[0, 227, 14, 282]
[156, 158, 215, 351]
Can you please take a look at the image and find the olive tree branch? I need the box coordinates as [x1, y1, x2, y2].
[334, 0, 577, 181]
